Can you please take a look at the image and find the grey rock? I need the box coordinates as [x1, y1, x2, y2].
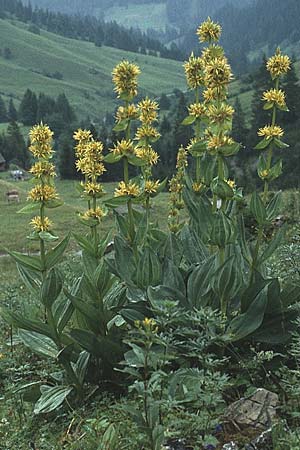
[222, 442, 239, 450]
[244, 428, 273, 450]
[225, 388, 278, 430]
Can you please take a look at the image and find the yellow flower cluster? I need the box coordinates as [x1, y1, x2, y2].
[135, 317, 158, 333]
[259, 169, 270, 180]
[28, 184, 58, 202]
[115, 104, 139, 123]
[81, 207, 107, 222]
[192, 182, 204, 193]
[262, 89, 286, 108]
[82, 181, 104, 196]
[74, 131, 106, 178]
[135, 147, 159, 166]
[201, 45, 224, 65]
[29, 161, 56, 178]
[111, 139, 135, 157]
[207, 103, 234, 124]
[184, 54, 204, 89]
[226, 179, 236, 190]
[258, 125, 284, 139]
[135, 125, 160, 141]
[188, 102, 206, 119]
[114, 181, 140, 198]
[197, 17, 222, 43]
[138, 97, 159, 124]
[30, 216, 53, 232]
[112, 60, 141, 99]
[267, 49, 291, 79]
[29, 124, 54, 159]
[207, 135, 234, 151]
[204, 57, 233, 89]
[144, 180, 160, 194]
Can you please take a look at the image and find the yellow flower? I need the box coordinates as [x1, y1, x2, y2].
[138, 97, 159, 124]
[267, 49, 291, 79]
[184, 54, 205, 89]
[112, 60, 141, 99]
[29, 124, 53, 145]
[188, 102, 206, 119]
[29, 161, 56, 178]
[114, 181, 141, 197]
[30, 216, 53, 232]
[82, 181, 104, 196]
[262, 89, 286, 108]
[116, 104, 139, 122]
[85, 141, 104, 159]
[135, 147, 159, 166]
[197, 17, 222, 43]
[226, 179, 236, 189]
[205, 57, 233, 88]
[76, 159, 106, 177]
[135, 125, 160, 141]
[137, 317, 158, 333]
[169, 177, 183, 194]
[203, 87, 220, 103]
[110, 139, 135, 157]
[201, 45, 224, 65]
[207, 103, 234, 124]
[258, 125, 284, 139]
[192, 182, 203, 193]
[73, 129, 92, 142]
[28, 184, 58, 202]
[259, 170, 270, 179]
[207, 135, 234, 151]
[144, 180, 160, 194]
[82, 207, 107, 222]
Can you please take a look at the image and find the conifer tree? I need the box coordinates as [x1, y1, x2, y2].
[18, 89, 38, 125]
[232, 97, 248, 143]
[0, 96, 7, 123]
[7, 121, 29, 168]
[8, 98, 18, 122]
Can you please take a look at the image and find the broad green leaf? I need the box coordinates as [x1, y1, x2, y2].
[258, 226, 286, 264]
[254, 138, 271, 150]
[104, 153, 123, 164]
[250, 192, 266, 225]
[34, 385, 73, 414]
[113, 119, 129, 132]
[17, 264, 41, 295]
[148, 285, 187, 308]
[8, 251, 43, 272]
[45, 235, 70, 270]
[1, 308, 54, 338]
[17, 203, 40, 214]
[181, 115, 196, 126]
[19, 330, 58, 358]
[70, 329, 122, 362]
[136, 247, 162, 289]
[228, 286, 268, 341]
[41, 268, 63, 307]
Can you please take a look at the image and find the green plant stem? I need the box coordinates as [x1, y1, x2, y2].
[250, 78, 279, 277]
[123, 156, 135, 242]
[195, 88, 201, 183]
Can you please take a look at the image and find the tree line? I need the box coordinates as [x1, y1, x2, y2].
[0, 0, 184, 60]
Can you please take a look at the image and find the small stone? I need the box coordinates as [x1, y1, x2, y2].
[224, 388, 278, 430]
[222, 442, 239, 450]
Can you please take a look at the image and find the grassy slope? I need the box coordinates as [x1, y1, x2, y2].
[0, 18, 186, 119]
[103, 2, 168, 32]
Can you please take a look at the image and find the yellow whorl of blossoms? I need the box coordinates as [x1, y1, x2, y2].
[28, 184, 58, 202]
[29, 124, 54, 159]
[207, 135, 234, 151]
[74, 130, 106, 178]
[192, 182, 204, 193]
[112, 60, 141, 99]
[114, 181, 140, 198]
[138, 97, 159, 124]
[81, 207, 107, 222]
[135, 147, 159, 166]
[115, 104, 139, 123]
[144, 180, 160, 194]
[184, 54, 205, 89]
[258, 125, 284, 140]
[262, 89, 286, 108]
[207, 103, 234, 124]
[29, 161, 56, 178]
[201, 45, 224, 65]
[73, 129, 93, 157]
[135, 125, 160, 141]
[176, 146, 188, 170]
[110, 139, 135, 157]
[204, 57, 233, 88]
[259, 169, 270, 180]
[188, 102, 206, 119]
[82, 181, 105, 196]
[197, 17, 222, 43]
[203, 87, 222, 103]
[76, 159, 106, 177]
[225, 179, 236, 190]
[266, 49, 291, 79]
[30, 216, 53, 232]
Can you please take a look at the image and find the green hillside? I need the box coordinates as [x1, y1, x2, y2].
[0, 18, 186, 119]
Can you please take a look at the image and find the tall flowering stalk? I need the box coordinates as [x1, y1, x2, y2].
[74, 129, 107, 258]
[251, 49, 291, 274]
[168, 146, 188, 233]
[183, 18, 240, 212]
[27, 124, 60, 270]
